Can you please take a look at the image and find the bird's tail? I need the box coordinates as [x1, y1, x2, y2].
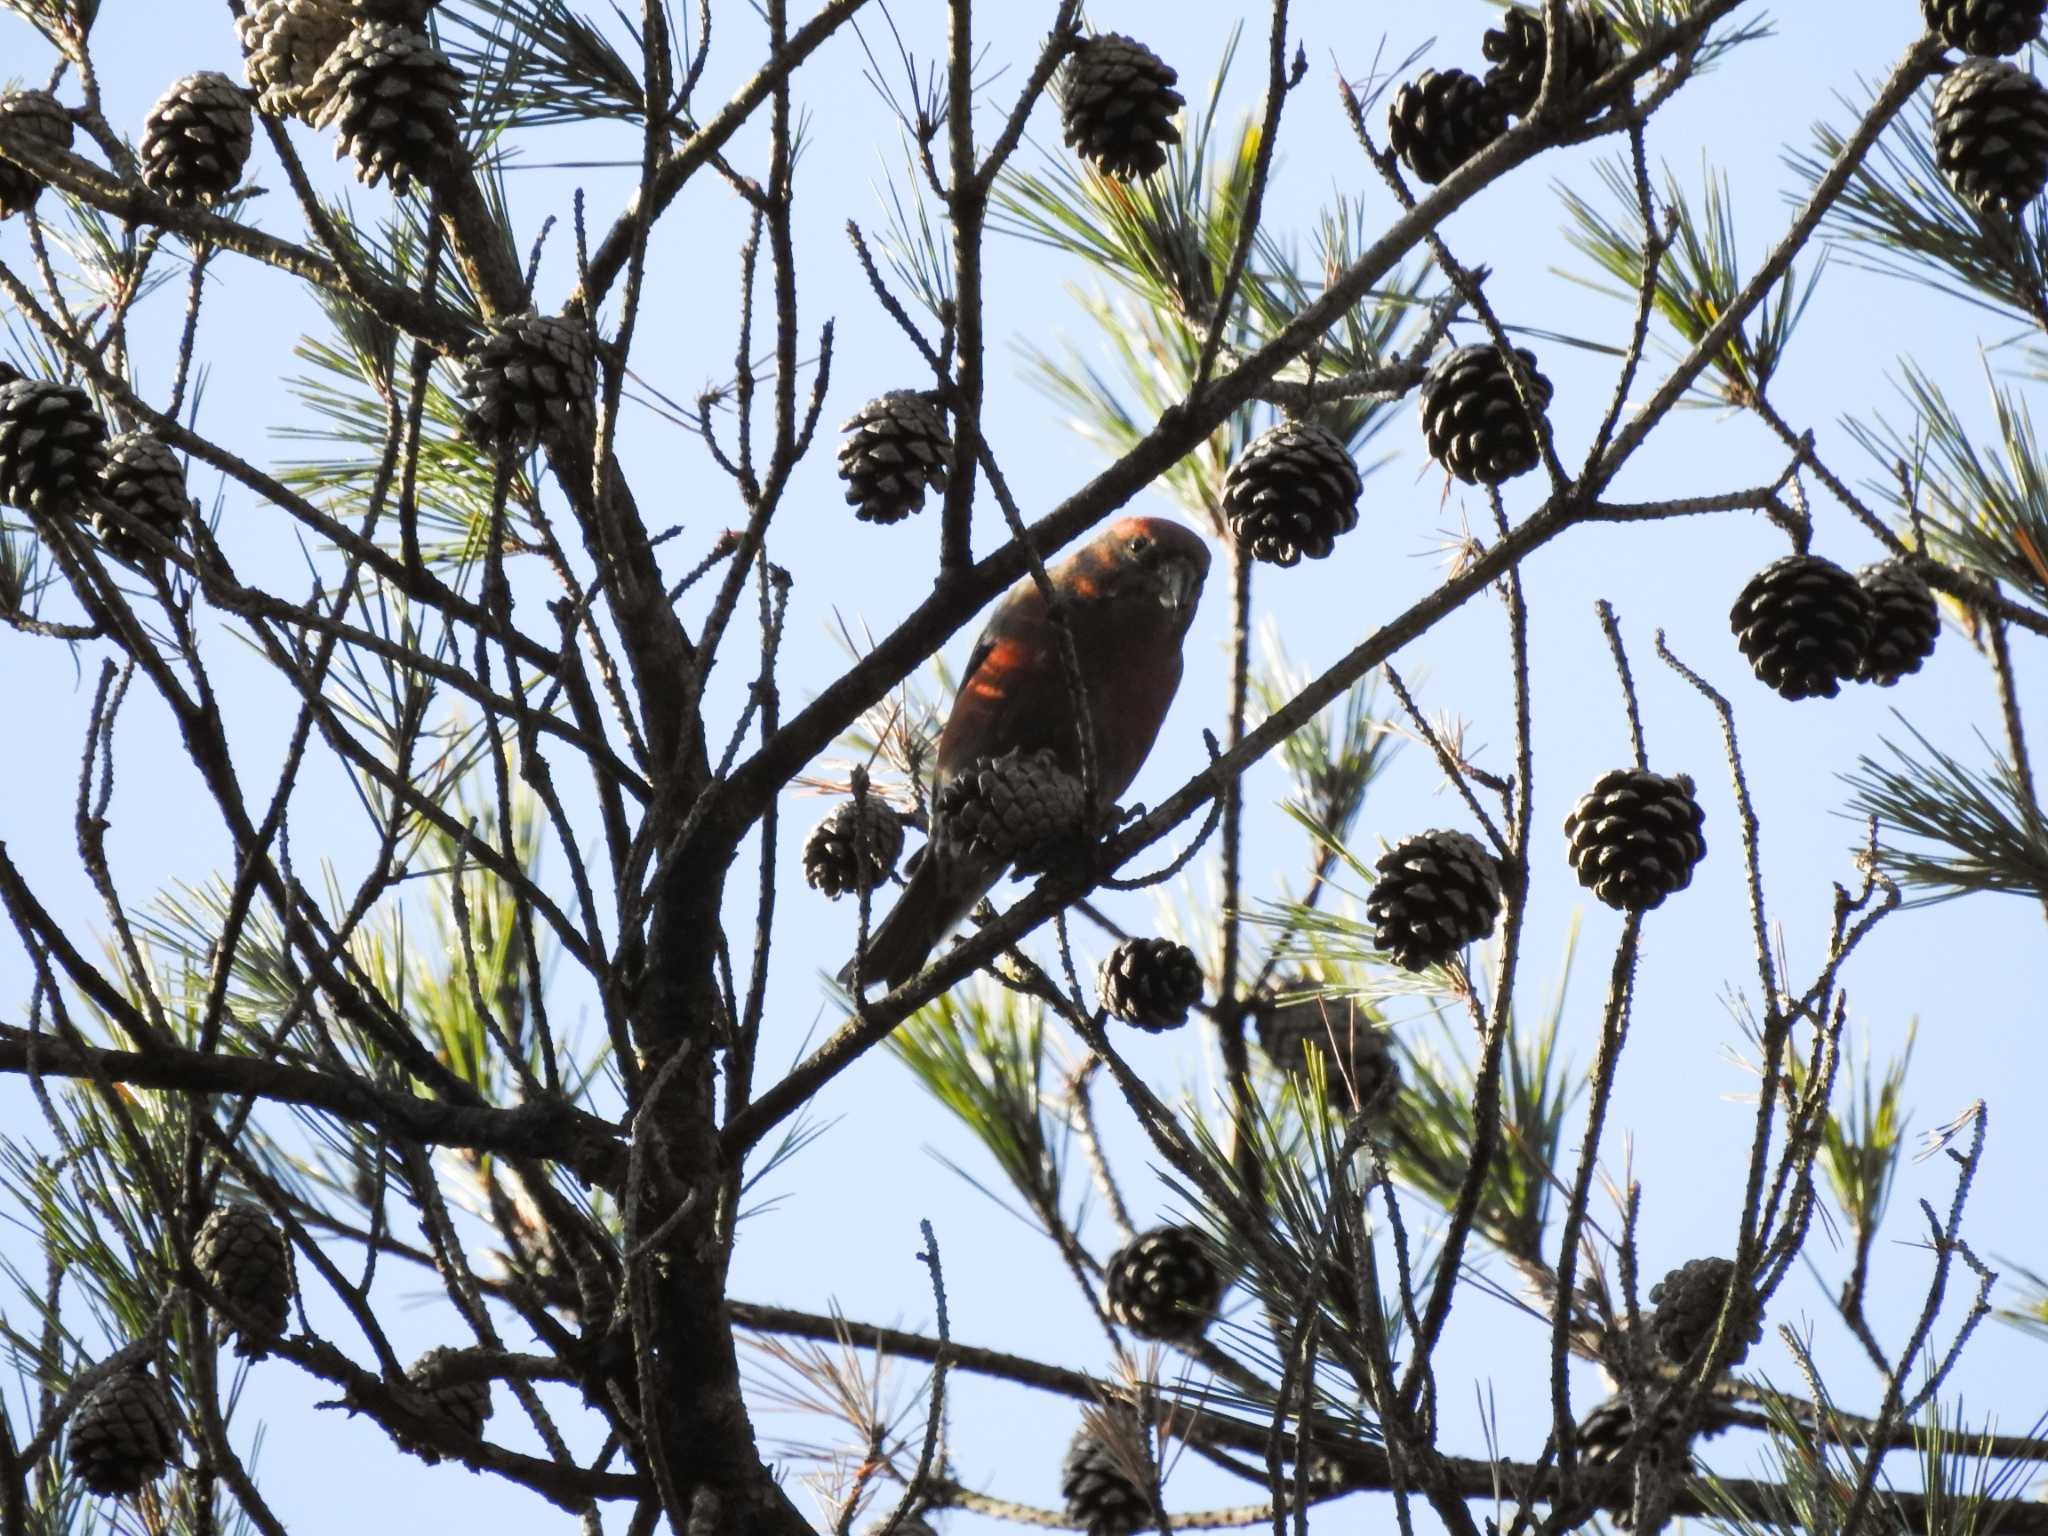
[836, 853, 991, 993]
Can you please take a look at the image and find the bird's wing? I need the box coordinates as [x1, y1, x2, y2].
[957, 623, 999, 701]
[936, 580, 1053, 776]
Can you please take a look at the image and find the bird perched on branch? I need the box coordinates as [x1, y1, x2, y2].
[843, 516, 1210, 992]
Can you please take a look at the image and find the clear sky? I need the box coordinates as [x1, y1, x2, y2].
[1, 2, 2043, 1533]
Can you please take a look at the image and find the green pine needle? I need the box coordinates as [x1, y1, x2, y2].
[1384, 934, 1581, 1267]
[1791, 82, 2048, 325]
[1558, 153, 1821, 408]
[442, 0, 650, 129]
[1844, 717, 2048, 906]
[887, 984, 1069, 1233]
[1802, 1026, 1912, 1239]
[1843, 359, 2048, 611]
[1000, 34, 1430, 522]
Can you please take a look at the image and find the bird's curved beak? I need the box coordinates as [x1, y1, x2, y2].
[1158, 554, 1203, 616]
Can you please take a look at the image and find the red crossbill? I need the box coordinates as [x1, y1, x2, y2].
[844, 516, 1211, 991]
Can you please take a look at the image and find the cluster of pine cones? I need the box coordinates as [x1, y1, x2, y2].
[237, 0, 462, 192]
[0, 2, 468, 224]
[1729, 552, 1941, 700]
[1386, 3, 1627, 190]
[1924, 0, 2048, 214]
[824, 27, 1185, 528]
[64, 1202, 497, 1499]
[0, 4, 609, 556]
[0, 370, 195, 566]
[0, 65, 233, 563]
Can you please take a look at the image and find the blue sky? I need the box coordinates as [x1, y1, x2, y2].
[1, 1, 2044, 1532]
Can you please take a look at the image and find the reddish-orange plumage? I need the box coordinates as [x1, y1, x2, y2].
[845, 517, 1210, 990]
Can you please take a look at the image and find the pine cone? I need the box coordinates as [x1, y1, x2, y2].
[1105, 1225, 1224, 1343]
[1933, 58, 2048, 215]
[1648, 1257, 1762, 1368]
[0, 89, 75, 219]
[193, 1205, 293, 1355]
[1729, 553, 1873, 700]
[932, 748, 1087, 873]
[460, 311, 598, 455]
[1061, 1414, 1155, 1536]
[141, 72, 254, 207]
[837, 391, 951, 524]
[97, 431, 192, 563]
[67, 1369, 178, 1496]
[1418, 343, 1554, 485]
[1221, 419, 1362, 567]
[1854, 559, 1940, 685]
[1059, 34, 1184, 182]
[399, 1346, 493, 1460]
[1923, 0, 2045, 56]
[239, 0, 354, 120]
[1387, 68, 1504, 185]
[1365, 828, 1502, 971]
[803, 797, 905, 899]
[312, 20, 464, 192]
[0, 380, 109, 517]
[1097, 937, 1203, 1031]
[1481, 4, 1625, 118]
[1564, 768, 1706, 912]
[1255, 985, 1401, 1118]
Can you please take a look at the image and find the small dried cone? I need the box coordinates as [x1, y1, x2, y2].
[1922, 0, 2046, 56]
[193, 1204, 294, 1356]
[1418, 343, 1554, 485]
[67, 1368, 178, 1496]
[1060, 1410, 1156, 1536]
[836, 391, 951, 524]
[1563, 768, 1706, 912]
[0, 380, 109, 517]
[1096, 937, 1203, 1031]
[141, 72, 255, 207]
[311, 20, 465, 192]
[1387, 68, 1504, 185]
[97, 431, 193, 564]
[932, 747, 1087, 874]
[1365, 828, 1502, 971]
[803, 796, 906, 899]
[1221, 418, 1362, 567]
[1854, 558, 1940, 685]
[1647, 1256, 1762, 1368]
[1255, 984, 1401, 1119]
[1933, 58, 2048, 215]
[397, 1345, 493, 1461]
[1104, 1225, 1224, 1342]
[1481, 3, 1625, 118]
[460, 311, 598, 455]
[0, 89, 76, 219]
[1728, 553, 1873, 700]
[238, 0, 354, 120]
[1058, 33, 1184, 181]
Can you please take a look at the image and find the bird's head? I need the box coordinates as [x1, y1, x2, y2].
[1065, 516, 1210, 632]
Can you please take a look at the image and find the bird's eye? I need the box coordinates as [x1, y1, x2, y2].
[1128, 534, 1152, 556]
